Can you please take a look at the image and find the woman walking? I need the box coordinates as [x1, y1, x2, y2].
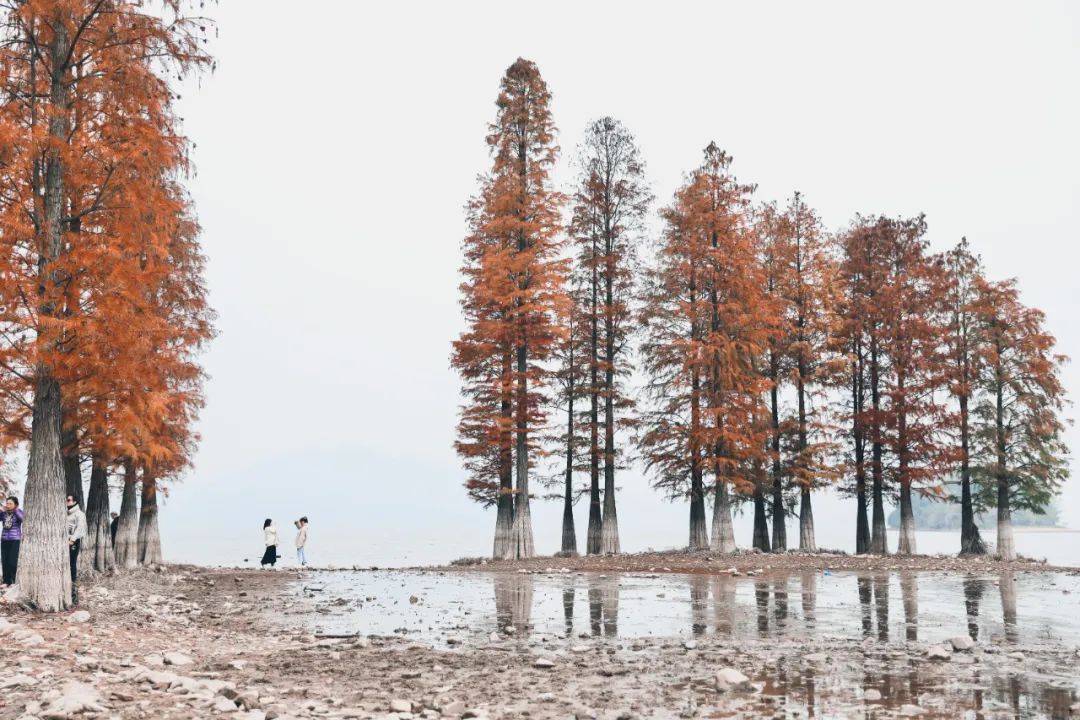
[261, 518, 279, 567]
[1, 496, 24, 587]
[294, 516, 309, 566]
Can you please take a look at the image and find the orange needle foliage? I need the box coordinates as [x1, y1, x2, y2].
[0, 0, 214, 609]
[452, 58, 567, 560]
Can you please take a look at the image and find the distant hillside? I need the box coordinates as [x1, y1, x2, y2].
[887, 491, 1061, 530]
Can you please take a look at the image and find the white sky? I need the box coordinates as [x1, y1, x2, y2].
[154, 1, 1079, 564]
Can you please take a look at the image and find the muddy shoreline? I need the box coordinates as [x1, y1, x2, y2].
[1, 563, 1078, 719]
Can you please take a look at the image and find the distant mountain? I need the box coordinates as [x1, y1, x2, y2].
[887, 490, 1061, 530]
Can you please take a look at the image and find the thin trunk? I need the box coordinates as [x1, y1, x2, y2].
[853, 346, 870, 553]
[561, 348, 577, 555]
[493, 352, 514, 559]
[995, 378, 1015, 561]
[688, 267, 708, 550]
[710, 476, 736, 553]
[769, 367, 786, 551]
[958, 393, 985, 554]
[114, 462, 140, 569]
[62, 423, 83, 508]
[752, 474, 771, 552]
[83, 454, 114, 573]
[599, 305, 619, 554]
[587, 259, 601, 554]
[20, 18, 73, 612]
[137, 474, 162, 566]
[896, 374, 916, 555]
[795, 369, 815, 551]
[869, 338, 888, 554]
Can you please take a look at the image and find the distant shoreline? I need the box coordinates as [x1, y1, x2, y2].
[885, 526, 1077, 534]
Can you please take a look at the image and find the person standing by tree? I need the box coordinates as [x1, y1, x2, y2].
[261, 519, 279, 568]
[110, 513, 120, 547]
[1, 497, 25, 586]
[294, 517, 309, 566]
[66, 496, 87, 596]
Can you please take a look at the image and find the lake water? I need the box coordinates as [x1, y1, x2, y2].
[284, 569, 1080, 719]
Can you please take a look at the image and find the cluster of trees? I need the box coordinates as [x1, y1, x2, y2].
[453, 58, 1069, 562]
[0, 0, 214, 611]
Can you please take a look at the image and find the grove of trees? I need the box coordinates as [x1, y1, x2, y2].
[453, 58, 1070, 563]
[0, 0, 214, 611]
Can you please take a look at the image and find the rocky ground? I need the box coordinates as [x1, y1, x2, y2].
[437, 548, 1080, 576]
[0, 563, 1078, 719]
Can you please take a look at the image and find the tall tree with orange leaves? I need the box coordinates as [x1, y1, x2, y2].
[569, 117, 650, 555]
[452, 58, 566, 560]
[641, 145, 773, 554]
[691, 144, 772, 553]
[0, 0, 212, 609]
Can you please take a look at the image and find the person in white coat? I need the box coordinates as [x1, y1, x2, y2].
[294, 517, 309, 566]
[261, 518, 278, 567]
[66, 495, 87, 584]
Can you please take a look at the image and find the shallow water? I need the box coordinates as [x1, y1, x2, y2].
[288, 569, 1080, 719]
[292, 569, 1080, 646]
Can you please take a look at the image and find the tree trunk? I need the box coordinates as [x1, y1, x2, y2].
[510, 339, 534, 558]
[769, 378, 786, 551]
[688, 363, 708, 550]
[853, 346, 870, 554]
[752, 465, 770, 551]
[137, 475, 162, 566]
[958, 394, 986, 555]
[897, 482, 917, 555]
[586, 253, 601, 556]
[599, 313, 619, 554]
[868, 341, 888, 554]
[798, 486, 816, 551]
[62, 423, 83, 509]
[561, 346, 577, 555]
[996, 477, 1015, 561]
[21, 375, 72, 611]
[493, 353, 514, 560]
[710, 479, 736, 553]
[20, 15, 73, 613]
[114, 463, 140, 569]
[83, 455, 114, 573]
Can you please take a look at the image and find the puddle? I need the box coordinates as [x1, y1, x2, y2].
[287, 569, 1080, 718]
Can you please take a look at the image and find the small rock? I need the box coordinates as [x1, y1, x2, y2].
[949, 636, 975, 651]
[803, 653, 828, 663]
[715, 668, 750, 692]
[409, 595, 419, 604]
[390, 699, 413, 713]
[864, 689, 882, 701]
[163, 651, 194, 666]
[900, 705, 925, 716]
[67, 610, 91, 624]
[533, 657, 555, 669]
[683, 640, 698, 651]
[926, 645, 952, 661]
[41, 681, 105, 718]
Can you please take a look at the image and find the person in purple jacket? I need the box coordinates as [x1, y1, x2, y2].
[1, 496, 24, 587]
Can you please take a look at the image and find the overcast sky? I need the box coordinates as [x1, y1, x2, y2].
[156, 1, 1079, 565]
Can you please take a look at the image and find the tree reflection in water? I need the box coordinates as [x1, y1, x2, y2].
[900, 572, 918, 641]
[493, 573, 533, 636]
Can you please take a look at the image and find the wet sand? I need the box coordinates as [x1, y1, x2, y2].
[1, 563, 1078, 719]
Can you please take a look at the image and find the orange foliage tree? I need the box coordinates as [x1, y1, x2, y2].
[452, 58, 566, 560]
[0, 0, 212, 609]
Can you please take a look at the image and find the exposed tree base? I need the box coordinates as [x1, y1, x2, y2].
[710, 483, 736, 554]
[510, 504, 535, 560]
[114, 471, 140, 570]
[492, 495, 514, 561]
[896, 485, 916, 555]
[599, 501, 620, 555]
[798, 488, 816, 552]
[689, 493, 709, 550]
[137, 477, 162, 566]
